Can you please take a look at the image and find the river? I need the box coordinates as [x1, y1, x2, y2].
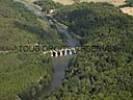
[13, 0, 79, 99]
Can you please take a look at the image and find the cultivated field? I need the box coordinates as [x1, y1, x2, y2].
[53, 0, 126, 6]
[53, 0, 74, 5]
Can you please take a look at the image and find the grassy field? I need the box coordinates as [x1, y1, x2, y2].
[0, 0, 63, 100]
[0, 53, 52, 100]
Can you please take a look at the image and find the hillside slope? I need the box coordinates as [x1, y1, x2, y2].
[0, 0, 62, 100]
[46, 2, 133, 100]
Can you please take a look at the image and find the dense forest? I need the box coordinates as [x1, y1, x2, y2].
[44, 2, 133, 100]
[34, 0, 63, 13]
[126, 0, 133, 6]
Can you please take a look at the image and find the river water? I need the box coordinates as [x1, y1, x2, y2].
[13, 0, 79, 99]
